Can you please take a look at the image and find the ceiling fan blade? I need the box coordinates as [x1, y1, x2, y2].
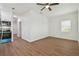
[50, 3, 59, 6]
[37, 3, 48, 5]
[48, 7, 52, 11]
[41, 7, 46, 11]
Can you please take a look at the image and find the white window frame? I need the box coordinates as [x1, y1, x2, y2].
[61, 20, 71, 32]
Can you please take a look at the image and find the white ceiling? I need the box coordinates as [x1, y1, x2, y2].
[0, 3, 38, 15]
[0, 3, 79, 17]
[49, 3, 79, 17]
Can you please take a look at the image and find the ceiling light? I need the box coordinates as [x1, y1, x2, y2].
[45, 5, 49, 8]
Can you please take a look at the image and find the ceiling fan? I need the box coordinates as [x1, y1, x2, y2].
[37, 3, 59, 11]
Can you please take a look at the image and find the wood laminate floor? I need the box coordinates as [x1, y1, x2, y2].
[0, 35, 79, 56]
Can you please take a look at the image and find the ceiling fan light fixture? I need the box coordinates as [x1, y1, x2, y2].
[37, 3, 59, 11]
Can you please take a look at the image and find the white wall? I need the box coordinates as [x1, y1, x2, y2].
[17, 18, 21, 37]
[50, 11, 78, 41]
[78, 10, 79, 42]
[21, 11, 49, 42]
[21, 10, 78, 42]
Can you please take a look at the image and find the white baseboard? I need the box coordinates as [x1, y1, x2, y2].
[50, 35, 77, 41]
[22, 35, 49, 42]
[29, 35, 49, 42]
[22, 35, 78, 42]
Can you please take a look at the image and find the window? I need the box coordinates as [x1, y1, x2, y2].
[61, 20, 71, 32]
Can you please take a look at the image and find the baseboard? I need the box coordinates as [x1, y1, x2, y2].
[31, 36, 77, 43]
[31, 36, 50, 43]
[22, 35, 77, 43]
[29, 36, 49, 42]
[21, 35, 49, 42]
[48, 36, 77, 42]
